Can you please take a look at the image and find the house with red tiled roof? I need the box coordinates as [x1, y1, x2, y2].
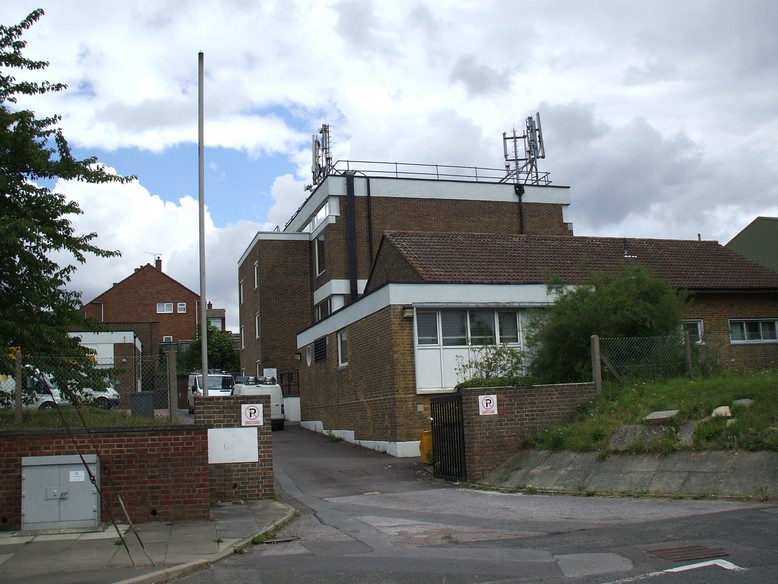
[296, 231, 778, 456]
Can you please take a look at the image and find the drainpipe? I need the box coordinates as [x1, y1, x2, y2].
[345, 171, 359, 301]
[366, 176, 374, 263]
[515, 183, 526, 234]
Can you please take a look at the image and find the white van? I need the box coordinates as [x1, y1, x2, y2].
[0, 370, 58, 409]
[187, 372, 235, 412]
[232, 379, 285, 430]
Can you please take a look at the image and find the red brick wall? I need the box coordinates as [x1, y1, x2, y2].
[0, 427, 210, 530]
[195, 396, 275, 501]
[460, 383, 597, 482]
[84, 264, 199, 343]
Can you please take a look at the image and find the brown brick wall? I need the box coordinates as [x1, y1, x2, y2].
[0, 426, 210, 530]
[84, 264, 199, 343]
[195, 395, 275, 501]
[239, 239, 311, 376]
[460, 383, 597, 482]
[300, 306, 432, 442]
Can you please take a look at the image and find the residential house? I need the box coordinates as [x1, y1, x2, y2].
[296, 231, 778, 456]
[726, 216, 778, 273]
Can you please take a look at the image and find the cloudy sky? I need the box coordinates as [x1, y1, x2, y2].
[3, 1, 776, 331]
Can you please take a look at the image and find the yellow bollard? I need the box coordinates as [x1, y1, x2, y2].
[419, 429, 433, 464]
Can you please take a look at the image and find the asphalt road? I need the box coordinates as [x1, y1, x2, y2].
[174, 424, 778, 583]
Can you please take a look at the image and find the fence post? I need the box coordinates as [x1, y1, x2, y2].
[14, 349, 22, 424]
[168, 351, 183, 423]
[683, 330, 693, 377]
[591, 335, 602, 393]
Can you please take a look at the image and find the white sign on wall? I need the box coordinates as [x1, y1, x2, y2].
[479, 394, 498, 416]
[241, 403, 264, 426]
[208, 428, 259, 464]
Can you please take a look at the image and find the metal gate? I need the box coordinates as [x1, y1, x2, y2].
[430, 393, 466, 481]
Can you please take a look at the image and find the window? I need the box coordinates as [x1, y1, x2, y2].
[683, 319, 703, 344]
[239, 279, 244, 304]
[441, 310, 467, 346]
[338, 329, 348, 366]
[469, 310, 495, 345]
[315, 233, 326, 275]
[416, 312, 439, 345]
[315, 298, 331, 322]
[177, 302, 187, 313]
[162, 335, 173, 342]
[240, 325, 245, 350]
[314, 336, 327, 362]
[254, 311, 260, 339]
[729, 319, 778, 343]
[417, 309, 523, 347]
[253, 260, 259, 289]
[156, 302, 173, 314]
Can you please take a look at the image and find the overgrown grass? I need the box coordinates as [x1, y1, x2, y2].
[0, 407, 172, 430]
[524, 369, 778, 452]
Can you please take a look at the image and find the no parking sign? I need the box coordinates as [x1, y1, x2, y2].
[241, 404, 264, 426]
[478, 394, 498, 416]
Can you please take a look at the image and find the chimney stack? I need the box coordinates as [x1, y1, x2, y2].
[155, 256, 162, 271]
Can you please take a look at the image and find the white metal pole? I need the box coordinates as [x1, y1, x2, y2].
[198, 52, 208, 380]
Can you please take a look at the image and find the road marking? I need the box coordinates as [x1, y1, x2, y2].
[601, 559, 747, 583]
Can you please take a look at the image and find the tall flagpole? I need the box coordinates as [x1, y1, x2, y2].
[198, 52, 208, 380]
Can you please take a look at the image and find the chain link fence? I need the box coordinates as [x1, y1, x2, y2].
[599, 331, 778, 383]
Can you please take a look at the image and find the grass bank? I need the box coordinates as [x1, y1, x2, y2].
[0, 407, 173, 430]
[525, 369, 778, 452]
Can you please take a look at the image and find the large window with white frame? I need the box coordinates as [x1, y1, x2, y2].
[683, 319, 703, 344]
[729, 319, 777, 343]
[417, 309, 523, 347]
[156, 302, 173, 314]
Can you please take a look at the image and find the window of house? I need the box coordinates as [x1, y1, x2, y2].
[683, 319, 704, 344]
[416, 312, 439, 345]
[315, 233, 326, 275]
[177, 302, 187, 313]
[239, 279, 244, 304]
[253, 260, 259, 289]
[338, 329, 348, 366]
[156, 302, 173, 314]
[729, 319, 778, 343]
[417, 309, 523, 347]
[162, 335, 173, 342]
[240, 325, 245, 350]
[254, 311, 260, 339]
[315, 298, 331, 322]
[314, 336, 327, 362]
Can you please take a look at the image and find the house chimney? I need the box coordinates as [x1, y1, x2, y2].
[155, 256, 162, 271]
[207, 301, 213, 309]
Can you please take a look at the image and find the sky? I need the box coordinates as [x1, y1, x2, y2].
[3, 1, 777, 332]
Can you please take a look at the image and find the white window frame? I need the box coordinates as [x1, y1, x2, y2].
[416, 309, 523, 348]
[337, 329, 348, 367]
[240, 325, 245, 350]
[156, 302, 173, 314]
[239, 279, 244, 304]
[682, 319, 704, 344]
[315, 233, 326, 276]
[729, 318, 778, 344]
[254, 311, 260, 339]
[253, 260, 259, 289]
[177, 302, 187, 313]
[162, 335, 173, 342]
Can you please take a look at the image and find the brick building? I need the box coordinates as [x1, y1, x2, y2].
[297, 232, 778, 456]
[237, 165, 573, 379]
[82, 257, 202, 351]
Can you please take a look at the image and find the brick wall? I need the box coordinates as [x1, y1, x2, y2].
[195, 396, 275, 502]
[300, 305, 432, 442]
[0, 426, 210, 531]
[460, 383, 597, 482]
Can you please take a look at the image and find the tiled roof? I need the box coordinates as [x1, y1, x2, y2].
[382, 231, 778, 290]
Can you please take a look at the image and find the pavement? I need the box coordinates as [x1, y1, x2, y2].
[0, 499, 296, 584]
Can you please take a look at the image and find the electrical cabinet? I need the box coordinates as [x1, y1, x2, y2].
[21, 454, 100, 531]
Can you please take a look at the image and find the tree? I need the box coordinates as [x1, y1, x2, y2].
[178, 324, 240, 374]
[527, 265, 684, 382]
[0, 10, 132, 380]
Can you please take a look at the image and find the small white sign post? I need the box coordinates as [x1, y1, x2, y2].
[479, 394, 498, 416]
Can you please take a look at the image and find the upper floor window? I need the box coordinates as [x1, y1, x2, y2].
[315, 233, 326, 276]
[254, 311, 260, 339]
[253, 260, 259, 289]
[156, 302, 173, 314]
[315, 298, 331, 322]
[177, 302, 187, 313]
[729, 319, 777, 343]
[162, 335, 173, 342]
[239, 279, 244, 304]
[338, 329, 348, 367]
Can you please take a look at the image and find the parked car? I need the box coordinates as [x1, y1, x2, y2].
[0, 369, 58, 409]
[52, 378, 121, 409]
[188, 372, 235, 412]
[232, 378, 284, 430]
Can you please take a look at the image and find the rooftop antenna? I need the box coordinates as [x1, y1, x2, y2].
[502, 112, 548, 185]
[308, 123, 333, 189]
